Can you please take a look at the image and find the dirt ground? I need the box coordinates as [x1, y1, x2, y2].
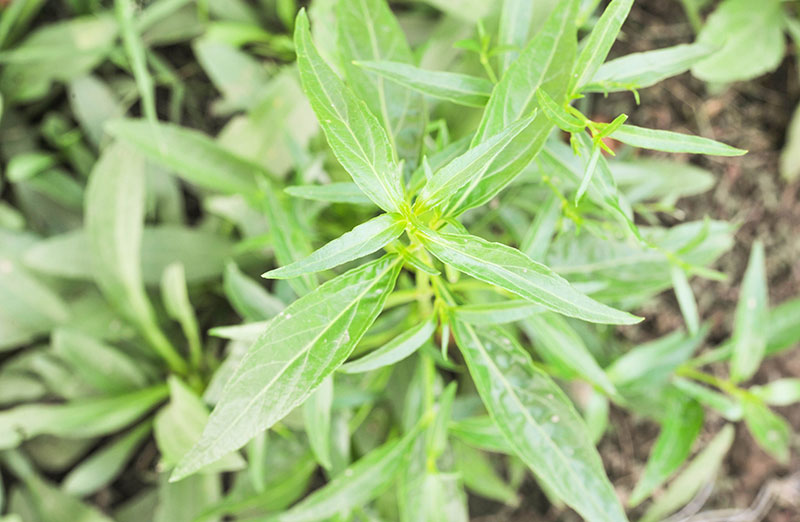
[475, 1, 800, 520]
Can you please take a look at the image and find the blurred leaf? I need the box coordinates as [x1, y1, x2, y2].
[570, 0, 634, 92]
[766, 297, 800, 356]
[750, 378, 800, 406]
[453, 441, 519, 506]
[780, 103, 800, 181]
[224, 262, 285, 322]
[303, 375, 333, 470]
[730, 241, 768, 382]
[285, 183, 373, 206]
[741, 397, 791, 463]
[611, 124, 746, 156]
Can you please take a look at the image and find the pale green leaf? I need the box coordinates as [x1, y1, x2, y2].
[780, 104, 800, 181]
[451, 320, 627, 522]
[611, 124, 746, 156]
[285, 183, 373, 206]
[115, 0, 156, 122]
[0, 385, 167, 450]
[337, 0, 425, 168]
[303, 375, 333, 470]
[355, 60, 492, 108]
[264, 213, 405, 279]
[452, 301, 543, 326]
[691, 0, 784, 83]
[453, 441, 519, 506]
[750, 379, 800, 406]
[497, 0, 535, 72]
[224, 262, 286, 322]
[730, 241, 768, 382]
[641, 425, 734, 522]
[62, 422, 152, 497]
[294, 10, 404, 213]
[571, 0, 634, 92]
[418, 228, 641, 325]
[106, 119, 264, 194]
[161, 262, 202, 368]
[670, 266, 700, 335]
[741, 397, 790, 463]
[270, 425, 423, 522]
[339, 318, 435, 374]
[173, 255, 402, 480]
[629, 393, 704, 506]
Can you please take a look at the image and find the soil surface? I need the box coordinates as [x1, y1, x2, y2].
[486, 1, 800, 521]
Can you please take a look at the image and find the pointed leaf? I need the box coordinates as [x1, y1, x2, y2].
[173, 255, 402, 480]
[611, 124, 746, 156]
[339, 318, 435, 374]
[451, 320, 628, 522]
[264, 213, 405, 279]
[629, 393, 704, 506]
[355, 61, 492, 108]
[730, 241, 768, 382]
[741, 397, 791, 463]
[303, 375, 333, 470]
[417, 228, 640, 325]
[294, 10, 404, 213]
[571, 0, 634, 92]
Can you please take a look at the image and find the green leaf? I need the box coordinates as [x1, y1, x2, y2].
[154, 377, 246, 474]
[453, 441, 519, 506]
[670, 266, 700, 335]
[767, 297, 800, 356]
[269, 425, 423, 522]
[629, 393, 704, 506]
[339, 318, 435, 374]
[520, 192, 561, 261]
[418, 115, 536, 211]
[354, 61, 492, 108]
[570, 0, 634, 92]
[294, 10, 405, 213]
[452, 300, 543, 326]
[691, 0, 784, 83]
[173, 255, 402, 480]
[522, 313, 618, 397]
[285, 183, 373, 206]
[85, 142, 185, 374]
[750, 379, 800, 406]
[448, 416, 514, 454]
[336, 0, 425, 168]
[585, 43, 715, 93]
[780, 104, 800, 181]
[451, 320, 628, 522]
[115, 0, 156, 123]
[161, 263, 202, 369]
[0, 385, 167, 450]
[496, 0, 535, 72]
[730, 241, 768, 382]
[641, 425, 734, 522]
[106, 119, 264, 194]
[303, 375, 333, 470]
[24, 227, 235, 285]
[535, 89, 586, 133]
[474, 0, 578, 142]
[224, 262, 286, 322]
[672, 378, 742, 421]
[62, 422, 152, 497]
[741, 397, 791, 463]
[610, 124, 746, 156]
[154, 473, 221, 522]
[264, 213, 406, 279]
[417, 228, 640, 325]
[52, 329, 149, 394]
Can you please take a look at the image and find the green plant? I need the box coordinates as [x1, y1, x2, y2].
[0, 0, 798, 521]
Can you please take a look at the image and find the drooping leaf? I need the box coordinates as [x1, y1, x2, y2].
[355, 61, 492, 108]
[264, 213, 405, 279]
[173, 255, 402, 480]
[417, 227, 640, 325]
[294, 10, 405, 213]
[451, 320, 628, 522]
[730, 241, 768, 382]
[611, 124, 746, 156]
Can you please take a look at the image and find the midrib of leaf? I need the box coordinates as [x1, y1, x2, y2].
[460, 322, 608, 519]
[302, 42, 400, 211]
[358, 0, 398, 157]
[184, 256, 401, 469]
[423, 231, 594, 315]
